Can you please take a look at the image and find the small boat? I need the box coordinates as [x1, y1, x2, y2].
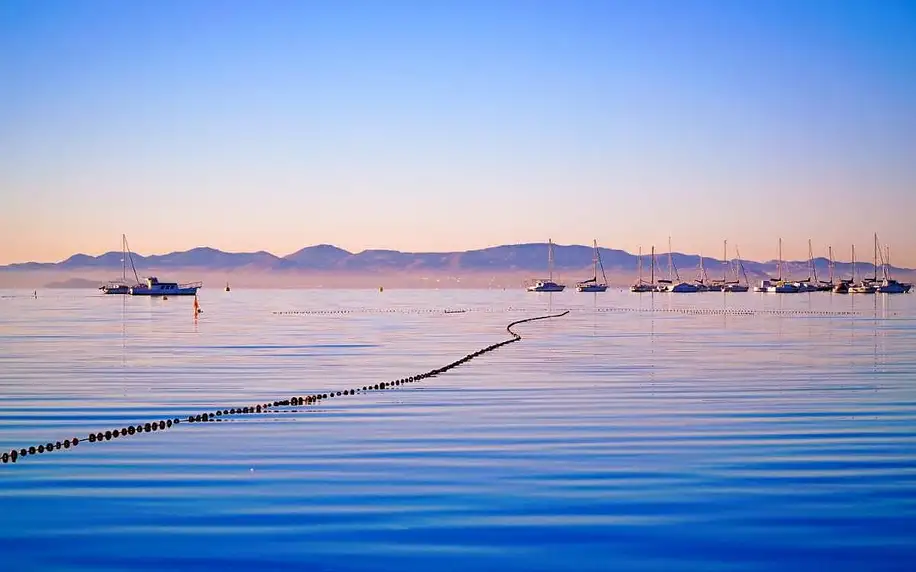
[850, 283, 876, 294]
[878, 279, 912, 294]
[577, 240, 608, 292]
[660, 237, 698, 292]
[630, 246, 655, 292]
[792, 239, 823, 292]
[100, 234, 143, 294]
[833, 280, 851, 294]
[758, 238, 799, 293]
[130, 276, 202, 296]
[768, 281, 800, 294]
[845, 244, 875, 294]
[225, 282, 231, 292]
[722, 242, 750, 292]
[527, 239, 566, 292]
[694, 252, 719, 291]
[669, 281, 700, 293]
[875, 236, 912, 293]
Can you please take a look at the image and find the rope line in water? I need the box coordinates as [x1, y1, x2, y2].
[273, 306, 860, 318]
[1, 311, 570, 465]
[594, 307, 860, 317]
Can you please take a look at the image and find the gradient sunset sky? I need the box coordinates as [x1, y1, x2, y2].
[2, 0, 914, 265]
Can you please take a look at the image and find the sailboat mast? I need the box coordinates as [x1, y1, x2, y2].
[809, 239, 817, 282]
[121, 234, 127, 282]
[667, 236, 673, 282]
[593, 240, 598, 281]
[852, 244, 857, 283]
[873, 233, 878, 282]
[777, 238, 783, 281]
[651, 246, 655, 285]
[548, 239, 554, 281]
[637, 246, 643, 283]
[885, 245, 891, 280]
[735, 245, 749, 285]
[699, 251, 704, 283]
[828, 246, 834, 284]
[723, 239, 727, 282]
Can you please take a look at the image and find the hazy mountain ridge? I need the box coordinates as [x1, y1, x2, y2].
[1, 243, 912, 278]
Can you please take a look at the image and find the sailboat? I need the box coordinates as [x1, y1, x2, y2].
[663, 237, 699, 293]
[833, 245, 854, 293]
[630, 246, 654, 292]
[723, 243, 750, 292]
[695, 252, 718, 291]
[527, 239, 566, 292]
[875, 234, 912, 293]
[793, 239, 820, 292]
[99, 234, 143, 294]
[577, 240, 608, 292]
[819, 246, 836, 291]
[848, 244, 876, 294]
[756, 238, 798, 293]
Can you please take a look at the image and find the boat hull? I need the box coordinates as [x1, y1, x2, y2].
[100, 285, 130, 295]
[630, 284, 654, 293]
[877, 281, 912, 294]
[130, 287, 200, 296]
[668, 282, 700, 293]
[723, 284, 749, 293]
[577, 284, 607, 292]
[527, 285, 566, 292]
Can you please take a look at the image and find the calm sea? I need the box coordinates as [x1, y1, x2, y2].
[1, 289, 915, 571]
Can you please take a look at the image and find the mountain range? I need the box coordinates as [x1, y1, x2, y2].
[2, 243, 911, 281]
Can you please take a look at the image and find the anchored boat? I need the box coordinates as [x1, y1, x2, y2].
[875, 234, 912, 293]
[661, 237, 698, 293]
[630, 246, 655, 292]
[130, 276, 202, 296]
[527, 239, 566, 292]
[577, 240, 608, 292]
[99, 234, 143, 294]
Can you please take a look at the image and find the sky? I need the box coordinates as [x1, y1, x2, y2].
[1, 0, 915, 265]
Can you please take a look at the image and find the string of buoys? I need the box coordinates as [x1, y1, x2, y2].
[1, 311, 569, 465]
[272, 306, 860, 318]
[272, 307, 532, 316]
[593, 306, 860, 317]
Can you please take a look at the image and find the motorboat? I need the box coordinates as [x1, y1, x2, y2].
[130, 276, 202, 296]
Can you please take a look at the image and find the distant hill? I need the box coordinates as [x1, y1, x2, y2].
[2, 242, 913, 280]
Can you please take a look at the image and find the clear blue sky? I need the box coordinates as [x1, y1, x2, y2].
[2, 0, 914, 264]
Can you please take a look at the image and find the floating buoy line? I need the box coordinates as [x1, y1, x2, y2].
[272, 306, 861, 318]
[1, 311, 569, 465]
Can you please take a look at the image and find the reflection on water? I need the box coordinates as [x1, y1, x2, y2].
[1, 289, 915, 571]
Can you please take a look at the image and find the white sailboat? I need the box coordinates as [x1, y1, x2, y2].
[723, 242, 750, 292]
[875, 234, 912, 294]
[527, 239, 566, 292]
[630, 246, 654, 292]
[760, 238, 799, 293]
[577, 240, 608, 292]
[99, 234, 143, 294]
[663, 237, 699, 293]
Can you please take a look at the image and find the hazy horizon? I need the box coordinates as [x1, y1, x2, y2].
[3, 1, 915, 265]
[1, 238, 908, 267]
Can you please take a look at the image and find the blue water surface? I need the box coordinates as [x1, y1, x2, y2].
[1, 289, 915, 571]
